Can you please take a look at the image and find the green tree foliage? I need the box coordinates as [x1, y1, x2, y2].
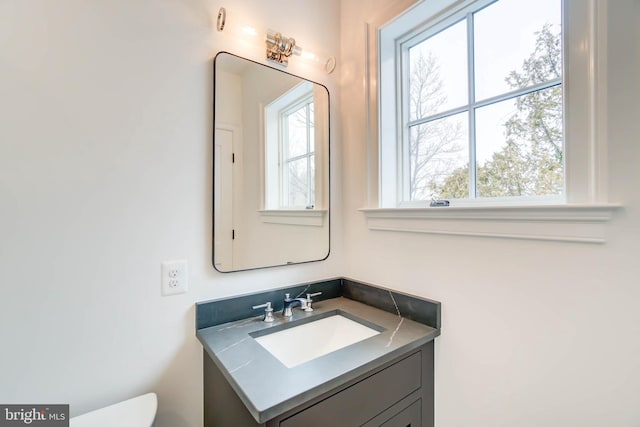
[436, 24, 563, 199]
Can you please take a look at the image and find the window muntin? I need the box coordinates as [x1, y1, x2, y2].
[399, 0, 563, 205]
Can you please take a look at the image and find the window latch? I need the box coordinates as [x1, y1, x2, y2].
[430, 199, 450, 207]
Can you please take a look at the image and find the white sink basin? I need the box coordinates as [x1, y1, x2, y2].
[253, 314, 381, 368]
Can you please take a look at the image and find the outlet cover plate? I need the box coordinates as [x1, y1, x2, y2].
[161, 259, 188, 296]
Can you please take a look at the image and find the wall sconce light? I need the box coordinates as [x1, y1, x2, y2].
[216, 7, 336, 74]
[265, 30, 300, 67]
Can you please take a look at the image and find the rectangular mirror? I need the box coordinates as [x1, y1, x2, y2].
[213, 52, 330, 272]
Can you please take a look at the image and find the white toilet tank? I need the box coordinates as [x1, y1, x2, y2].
[70, 393, 157, 427]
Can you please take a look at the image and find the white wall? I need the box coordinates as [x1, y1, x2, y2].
[0, 1, 341, 426]
[340, 1, 640, 426]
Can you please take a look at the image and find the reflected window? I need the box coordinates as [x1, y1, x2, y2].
[282, 97, 315, 208]
[265, 82, 316, 209]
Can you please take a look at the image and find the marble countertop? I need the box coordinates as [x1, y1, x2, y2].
[197, 295, 440, 423]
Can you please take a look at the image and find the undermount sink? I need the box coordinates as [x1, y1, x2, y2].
[252, 313, 382, 368]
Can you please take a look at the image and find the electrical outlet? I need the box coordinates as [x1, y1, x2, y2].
[161, 259, 188, 296]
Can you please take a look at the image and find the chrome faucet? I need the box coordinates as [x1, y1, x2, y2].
[282, 293, 307, 317]
[282, 291, 324, 317]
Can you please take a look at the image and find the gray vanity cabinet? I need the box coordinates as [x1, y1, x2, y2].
[203, 341, 434, 427]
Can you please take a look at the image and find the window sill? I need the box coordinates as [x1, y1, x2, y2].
[259, 209, 328, 227]
[360, 204, 620, 243]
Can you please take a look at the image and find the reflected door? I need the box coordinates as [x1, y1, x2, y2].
[214, 128, 234, 270]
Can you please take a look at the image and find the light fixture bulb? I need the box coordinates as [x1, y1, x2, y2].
[301, 51, 318, 62]
[241, 25, 257, 37]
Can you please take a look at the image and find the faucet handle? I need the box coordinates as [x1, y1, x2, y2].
[304, 292, 322, 312]
[252, 302, 274, 322]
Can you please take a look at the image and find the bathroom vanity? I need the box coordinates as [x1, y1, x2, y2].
[196, 278, 441, 426]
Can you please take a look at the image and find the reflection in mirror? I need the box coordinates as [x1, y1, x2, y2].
[213, 52, 329, 272]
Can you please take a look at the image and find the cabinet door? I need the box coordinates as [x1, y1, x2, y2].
[380, 399, 422, 427]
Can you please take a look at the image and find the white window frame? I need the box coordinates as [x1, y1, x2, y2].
[361, 0, 619, 243]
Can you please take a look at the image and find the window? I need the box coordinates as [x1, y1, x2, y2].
[265, 81, 316, 210]
[365, 0, 617, 242]
[281, 96, 315, 209]
[389, 0, 563, 206]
